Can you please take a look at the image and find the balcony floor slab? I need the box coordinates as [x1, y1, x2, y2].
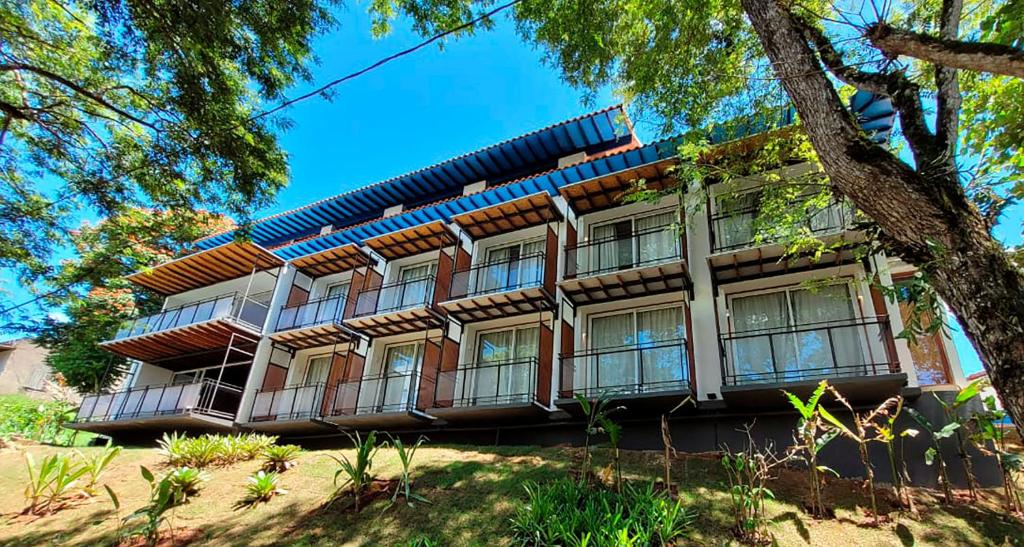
[720, 372, 908, 408]
[67, 412, 235, 435]
[439, 286, 555, 323]
[343, 307, 444, 338]
[99, 318, 261, 368]
[560, 260, 690, 306]
[241, 417, 335, 435]
[555, 387, 694, 418]
[320, 409, 436, 430]
[430, 401, 550, 424]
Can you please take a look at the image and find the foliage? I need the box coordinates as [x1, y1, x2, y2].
[76, 440, 122, 495]
[327, 430, 385, 512]
[0, 0, 338, 317]
[970, 393, 1024, 512]
[121, 465, 202, 544]
[22, 452, 88, 515]
[906, 406, 960, 504]
[872, 397, 918, 508]
[236, 471, 287, 509]
[783, 380, 839, 518]
[0, 396, 80, 446]
[158, 432, 278, 468]
[721, 426, 788, 545]
[510, 478, 695, 546]
[574, 393, 624, 487]
[387, 434, 428, 507]
[935, 380, 984, 501]
[262, 444, 302, 473]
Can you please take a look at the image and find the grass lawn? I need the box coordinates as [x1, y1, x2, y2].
[0, 439, 1021, 546]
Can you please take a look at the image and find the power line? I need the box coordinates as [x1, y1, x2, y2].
[0, 0, 523, 320]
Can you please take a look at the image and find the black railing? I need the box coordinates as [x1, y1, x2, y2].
[559, 338, 690, 399]
[352, 275, 436, 317]
[248, 382, 329, 422]
[709, 199, 854, 253]
[448, 253, 545, 300]
[434, 357, 538, 408]
[719, 316, 898, 386]
[276, 295, 347, 332]
[74, 380, 243, 423]
[325, 370, 423, 417]
[113, 291, 271, 340]
[564, 225, 681, 279]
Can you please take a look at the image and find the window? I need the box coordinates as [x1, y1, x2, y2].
[585, 306, 686, 393]
[590, 210, 677, 274]
[727, 284, 866, 383]
[395, 262, 436, 310]
[714, 189, 851, 252]
[468, 326, 539, 404]
[480, 239, 545, 292]
[895, 281, 952, 386]
[314, 282, 349, 323]
[304, 355, 332, 385]
[374, 342, 422, 411]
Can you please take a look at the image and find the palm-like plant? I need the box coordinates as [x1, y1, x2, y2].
[935, 380, 983, 501]
[906, 407, 960, 504]
[388, 434, 428, 507]
[575, 393, 624, 487]
[262, 444, 302, 473]
[23, 453, 88, 515]
[77, 440, 123, 495]
[236, 471, 287, 508]
[970, 394, 1023, 512]
[783, 380, 838, 518]
[327, 430, 385, 512]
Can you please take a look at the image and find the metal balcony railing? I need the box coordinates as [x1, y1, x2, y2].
[112, 291, 272, 340]
[448, 253, 545, 301]
[434, 357, 539, 408]
[719, 316, 899, 386]
[559, 338, 690, 399]
[74, 379, 243, 423]
[709, 198, 855, 254]
[275, 295, 347, 332]
[564, 225, 681, 279]
[325, 370, 423, 417]
[352, 275, 436, 317]
[249, 382, 329, 422]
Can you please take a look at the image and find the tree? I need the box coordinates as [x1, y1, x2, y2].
[370, 0, 1024, 430]
[35, 209, 233, 393]
[0, 0, 336, 314]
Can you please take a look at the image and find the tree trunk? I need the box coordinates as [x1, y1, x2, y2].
[865, 23, 1024, 79]
[740, 0, 1024, 433]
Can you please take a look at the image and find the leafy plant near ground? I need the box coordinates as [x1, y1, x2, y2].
[970, 394, 1024, 513]
[158, 432, 279, 468]
[0, 396, 81, 447]
[511, 478, 695, 545]
[907, 407, 959, 504]
[76, 440, 122, 496]
[22, 453, 89, 515]
[387, 435, 428, 507]
[873, 397, 918, 510]
[121, 465, 204, 545]
[236, 471, 287, 509]
[721, 425, 788, 544]
[262, 444, 302, 473]
[327, 430, 385, 512]
[165, 467, 208, 504]
[574, 393, 624, 487]
[935, 380, 984, 501]
[783, 381, 838, 518]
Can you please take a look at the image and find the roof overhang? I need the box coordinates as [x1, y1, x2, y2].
[363, 220, 457, 261]
[451, 192, 562, 240]
[127, 241, 283, 295]
[559, 158, 678, 215]
[290, 243, 372, 277]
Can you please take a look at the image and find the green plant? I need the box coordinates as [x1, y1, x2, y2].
[122, 466, 193, 545]
[236, 471, 287, 508]
[0, 397, 80, 446]
[721, 425, 787, 544]
[22, 452, 88, 515]
[907, 407, 960, 504]
[510, 478, 695, 545]
[165, 467, 208, 503]
[77, 440, 123, 495]
[157, 432, 280, 468]
[574, 393, 624, 487]
[262, 444, 302, 473]
[873, 397, 918, 509]
[327, 430, 385, 512]
[783, 380, 838, 518]
[970, 394, 1023, 512]
[387, 434, 428, 507]
[157, 432, 188, 467]
[935, 380, 983, 501]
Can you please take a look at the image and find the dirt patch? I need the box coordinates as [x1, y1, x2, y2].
[119, 527, 203, 547]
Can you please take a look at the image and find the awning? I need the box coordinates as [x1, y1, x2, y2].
[290, 244, 372, 277]
[451, 192, 562, 240]
[559, 158, 678, 214]
[363, 221, 457, 261]
[127, 241, 283, 296]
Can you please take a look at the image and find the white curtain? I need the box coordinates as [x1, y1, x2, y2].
[483, 246, 515, 292]
[637, 307, 685, 387]
[730, 292, 794, 382]
[636, 212, 677, 266]
[790, 286, 863, 377]
[380, 343, 419, 410]
[716, 192, 758, 251]
[305, 356, 331, 385]
[593, 221, 633, 274]
[517, 240, 545, 287]
[591, 313, 635, 392]
[394, 263, 435, 310]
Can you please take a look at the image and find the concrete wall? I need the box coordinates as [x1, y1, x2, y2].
[0, 338, 73, 401]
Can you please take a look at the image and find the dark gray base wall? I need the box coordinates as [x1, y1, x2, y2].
[287, 391, 1003, 489]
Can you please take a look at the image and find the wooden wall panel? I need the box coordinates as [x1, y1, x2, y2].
[261, 364, 288, 391]
[559, 318, 574, 398]
[286, 285, 309, 307]
[544, 226, 557, 295]
[434, 337, 461, 409]
[537, 321, 554, 405]
[345, 270, 365, 320]
[417, 340, 442, 410]
[433, 250, 454, 307]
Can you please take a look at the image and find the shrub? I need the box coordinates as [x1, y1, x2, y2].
[327, 430, 385, 512]
[721, 426, 788, 544]
[0, 397, 80, 446]
[262, 444, 302, 473]
[237, 471, 287, 508]
[77, 440, 123, 495]
[511, 478, 694, 545]
[23, 452, 89, 515]
[165, 467, 208, 503]
[157, 432, 280, 468]
[122, 465, 200, 544]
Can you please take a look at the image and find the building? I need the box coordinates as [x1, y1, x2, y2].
[67, 102, 979, 481]
[0, 338, 71, 401]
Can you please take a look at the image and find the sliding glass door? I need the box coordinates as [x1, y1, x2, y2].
[471, 326, 538, 404]
[591, 210, 676, 274]
[378, 342, 421, 411]
[482, 239, 545, 293]
[589, 307, 685, 394]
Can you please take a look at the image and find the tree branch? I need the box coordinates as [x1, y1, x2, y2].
[866, 22, 1024, 79]
[934, 0, 962, 168]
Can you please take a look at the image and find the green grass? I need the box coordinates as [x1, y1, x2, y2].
[0, 442, 1021, 546]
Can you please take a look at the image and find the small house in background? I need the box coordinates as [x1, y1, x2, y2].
[0, 338, 74, 401]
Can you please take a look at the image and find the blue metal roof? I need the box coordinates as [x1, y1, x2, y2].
[197, 106, 632, 251]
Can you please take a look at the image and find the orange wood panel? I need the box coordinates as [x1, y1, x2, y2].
[261, 364, 288, 391]
[418, 340, 442, 410]
[559, 318, 574, 398]
[537, 321, 554, 405]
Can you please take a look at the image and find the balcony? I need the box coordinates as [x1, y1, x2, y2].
[439, 253, 556, 322]
[560, 225, 690, 306]
[99, 292, 270, 367]
[244, 382, 333, 434]
[321, 370, 435, 428]
[344, 276, 445, 337]
[269, 295, 357, 350]
[67, 380, 242, 434]
[719, 316, 905, 406]
[431, 357, 548, 422]
[708, 199, 863, 284]
[557, 338, 692, 414]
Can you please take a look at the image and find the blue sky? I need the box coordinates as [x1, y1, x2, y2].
[3, 7, 1019, 375]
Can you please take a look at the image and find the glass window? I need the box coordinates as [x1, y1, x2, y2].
[304, 356, 331, 384]
[895, 282, 952, 385]
[587, 307, 685, 394]
[470, 326, 538, 404]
